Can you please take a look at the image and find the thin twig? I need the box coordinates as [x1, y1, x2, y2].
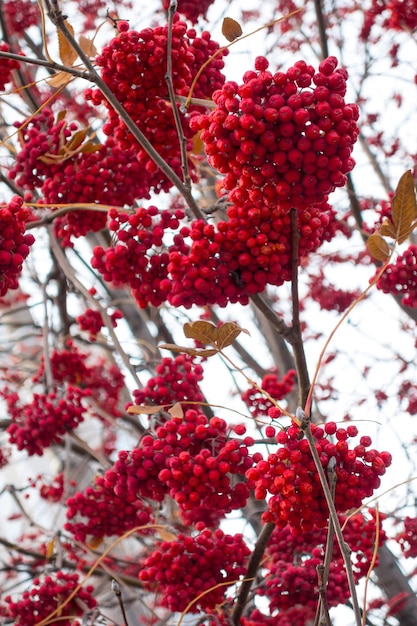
[298, 409, 362, 626]
[165, 0, 191, 189]
[232, 522, 275, 624]
[290, 208, 310, 407]
[112, 579, 131, 626]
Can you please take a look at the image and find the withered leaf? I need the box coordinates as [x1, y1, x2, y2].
[367, 232, 391, 262]
[159, 343, 218, 357]
[216, 321, 249, 350]
[222, 17, 243, 42]
[58, 21, 78, 67]
[391, 170, 417, 244]
[183, 321, 219, 344]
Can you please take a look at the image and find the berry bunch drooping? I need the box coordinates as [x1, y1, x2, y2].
[85, 18, 227, 192]
[4, 571, 96, 625]
[103, 410, 259, 527]
[190, 55, 359, 211]
[376, 244, 417, 307]
[139, 528, 250, 612]
[246, 422, 391, 534]
[0, 196, 35, 297]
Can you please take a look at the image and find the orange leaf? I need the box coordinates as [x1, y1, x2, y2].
[216, 321, 249, 350]
[46, 71, 72, 88]
[379, 218, 397, 240]
[79, 34, 97, 58]
[127, 404, 166, 415]
[222, 17, 243, 42]
[58, 21, 78, 66]
[391, 170, 417, 244]
[183, 321, 219, 344]
[367, 232, 391, 262]
[168, 402, 184, 418]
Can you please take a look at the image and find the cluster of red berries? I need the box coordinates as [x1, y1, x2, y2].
[6, 386, 89, 456]
[3, 0, 39, 34]
[0, 196, 35, 297]
[132, 354, 205, 413]
[396, 516, 417, 558]
[263, 510, 386, 612]
[34, 342, 125, 419]
[242, 369, 296, 417]
[85, 18, 227, 192]
[91, 206, 186, 307]
[306, 268, 361, 312]
[246, 422, 392, 534]
[376, 245, 417, 308]
[103, 411, 259, 527]
[9, 109, 156, 245]
[139, 528, 250, 612]
[361, 0, 417, 39]
[190, 55, 359, 211]
[4, 571, 96, 625]
[0, 42, 20, 90]
[93, 199, 339, 308]
[162, 0, 215, 23]
[65, 474, 153, 543]
[28, 473, 69, 503]
[77, 307, 123, 339]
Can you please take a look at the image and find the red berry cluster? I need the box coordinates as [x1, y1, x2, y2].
[9, 109, 156, 245]
[242, 369, 296, 417]
[169, 204, 338, 306]
[3, 0, 39, 34]
[86, 18, 227, 192]
[34, 342, 125, 419]
[4, 571, 96, 625]
[190, 55, 359, 211]
[396, 516, 417, 558]
[246, 422, 392, 533]
[28, 472, 70, 503]
[0, 42, 20, 90]
[65, 474, 153, 542]
[263, 511, 386, 612]
[91, 206, 186, 307]
[0, 196, 35, 297]
[132, 354, 205, 413]
[361, 0, 417, 39]
[162, 0, 215, 23]
[77, 307, 122, 339]
[376, 244, 417, 307]
[139, 528, 250, 612]
[306, 268, 361, 312]
[103, 411, 258, 527]
[6, 386, 89, 456]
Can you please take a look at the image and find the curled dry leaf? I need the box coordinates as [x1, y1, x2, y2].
[222, 17, 243, 42]
[367, 232, 391, 262]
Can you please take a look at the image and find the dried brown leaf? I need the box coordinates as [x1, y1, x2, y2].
[46, 71, 72, 88]
[222, 17, 243, 42]
[367, 232, 391, 262]
[216, 321, 248, 350]
[379, 218, 397, 240]
[168, 402, 184, 418]
[392, 170, 417, 244]
[157, 527, 177, 542]
[127, 404, 166, 415]
[58, 21, 78, 66]
[183, 321, 219, 344]
[79, 34, 97, 58]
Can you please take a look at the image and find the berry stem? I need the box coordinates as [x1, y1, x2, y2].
[298, 409, 362, 626]
[232, 521, 275, 624]
[165, 0, 191, 190]
[290, 208, 311, 408]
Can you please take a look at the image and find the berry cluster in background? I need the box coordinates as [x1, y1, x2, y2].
[0, 0, 416, 624]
